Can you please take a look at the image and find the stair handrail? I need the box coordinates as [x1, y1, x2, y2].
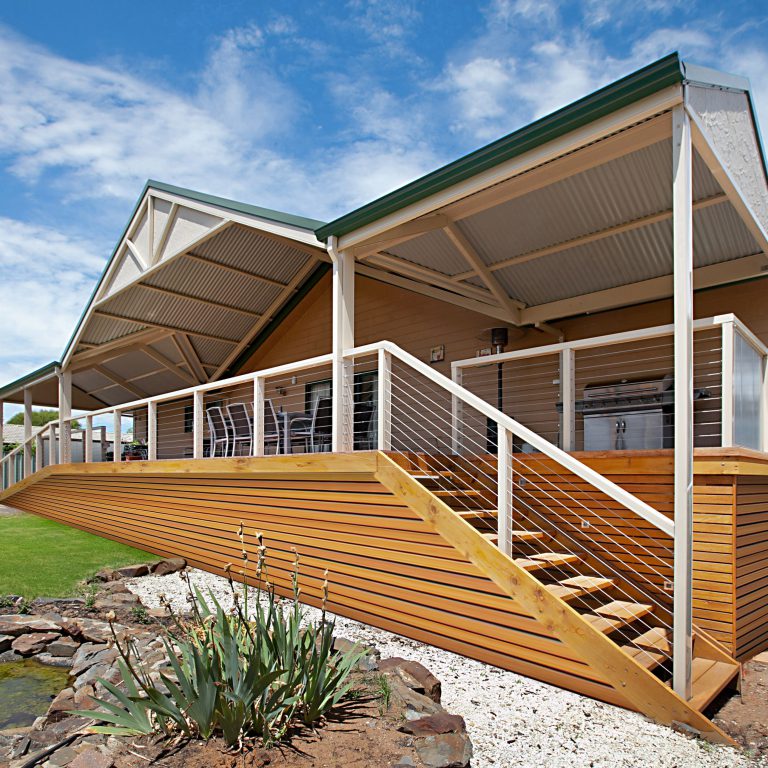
[346, 340, 674, 537]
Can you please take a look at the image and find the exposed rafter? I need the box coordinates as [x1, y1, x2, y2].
[442, 220, 524, 322]
[172, 334, 208, 383]
[93, 364, 149, 399]
[140, 345, 198, 386]
[152, 202, 179, 265]
[70, 330, 168, 370]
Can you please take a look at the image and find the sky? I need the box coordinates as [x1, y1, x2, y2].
[0, 0, 767, 414]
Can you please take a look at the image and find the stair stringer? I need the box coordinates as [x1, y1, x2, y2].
[374, 451, 735, 744]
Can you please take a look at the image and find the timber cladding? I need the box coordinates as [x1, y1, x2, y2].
[0, 454, 629, 709]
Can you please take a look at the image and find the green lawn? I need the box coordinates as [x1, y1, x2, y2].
[0, 512, 152, 599]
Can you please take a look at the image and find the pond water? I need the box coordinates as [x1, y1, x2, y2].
[0, 659, 70, 729]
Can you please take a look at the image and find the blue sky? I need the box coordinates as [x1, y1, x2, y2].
[0, 0, 767, 406]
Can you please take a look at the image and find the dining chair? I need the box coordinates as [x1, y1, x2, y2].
[264, 399, 282, 454]
[291, 397, 332, 452]
[226, 402, 252, 456]
[205, 406, 229, 457]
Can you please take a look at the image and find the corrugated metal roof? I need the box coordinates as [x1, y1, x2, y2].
[80, 315, 148, 346]
[193, 224, 312, 285]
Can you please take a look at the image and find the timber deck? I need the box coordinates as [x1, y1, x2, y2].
[0, 449, 755, 743]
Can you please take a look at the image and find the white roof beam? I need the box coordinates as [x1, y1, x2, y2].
[93, 364, 149, 399]
[519, 251, 767, 325]
[451, 192, 728, 281]
[140, 345, 198, 386]
[357, 264, 516, 323]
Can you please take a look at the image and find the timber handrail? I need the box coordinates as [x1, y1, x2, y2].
[347, 340, 674, 537]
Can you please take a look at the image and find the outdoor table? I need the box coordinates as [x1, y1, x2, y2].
[279, 410, 309, 455]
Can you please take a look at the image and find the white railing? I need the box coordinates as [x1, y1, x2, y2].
[452, 313, 768, 454]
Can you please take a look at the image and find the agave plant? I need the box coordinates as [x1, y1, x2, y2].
[71, 530, 363, 749]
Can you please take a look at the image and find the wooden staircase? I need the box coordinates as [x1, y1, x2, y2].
[401, 454, 739, 718]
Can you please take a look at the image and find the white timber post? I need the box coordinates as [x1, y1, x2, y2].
[721, 318, 735, 447]
[35, 432, 43, 471]
[113, 411, 122, 463]
[192, 391, 204, 459]
[672, 101, 694, 701]
[497, 425, 514, 555]
[48, 424, 57, 466]
[329, 236, 355, 452]
[23, 388, 32, 478]
[58, 369, 72, 464]
[147, 401, 157, 461]
[253, 376, 265, 457]
[377, 348, 392, 450]
[85, 415, 94, 463]
[560, 348, 576, 451]
[451, 366, 464, 455]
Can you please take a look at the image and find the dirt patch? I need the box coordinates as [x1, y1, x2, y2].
[0, 504, 22, 517]
[712, 656, 768, 757]
[153, 698, 413, 768]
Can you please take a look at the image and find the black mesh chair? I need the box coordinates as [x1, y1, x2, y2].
[264, 399, 282, 454]
[226, 402, 252, 456]
[205, 406, 229, 457]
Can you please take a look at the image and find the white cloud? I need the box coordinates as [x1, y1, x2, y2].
[0, 217, 106, 384]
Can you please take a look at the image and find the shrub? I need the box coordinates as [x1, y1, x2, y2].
[73, 529, 362, 749]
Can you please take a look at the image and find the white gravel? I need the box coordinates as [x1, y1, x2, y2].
[128, 568, 759, 768]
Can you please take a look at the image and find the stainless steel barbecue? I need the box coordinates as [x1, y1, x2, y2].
[581, 377, 674, 451]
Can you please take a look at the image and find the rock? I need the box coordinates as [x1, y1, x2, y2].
[116, 564, 149, 579]
[379, 658, 442, 703]
[68, 749, 114, 768]
[100, 582, 130, 595]
[74, 662, 121, 690]
[64, 618, 125, 644]
[94, 594, 139, 611]
[11, 631, 60, 655]
[71, 644, 117, 676]
[32, 598, 84, 610]
[93, 569, 118, 583]
[46, 687, 75, 722]
[0, 633, 12, 652]
[48, 745, 80, 767]
[147, 607, 167, 619]
[0, 614, 61, 636]
[151, 557, 186, 576]
[394, 758, 417, 768]
[414, 732, 472, 768]
[333, 636, 380, 670]
[402, 713, 467, 738]
[36, 653, 74, 668]
[47, 637, 80, 657]
[388, 675, 442, 717]
[0, 650, 23, 663]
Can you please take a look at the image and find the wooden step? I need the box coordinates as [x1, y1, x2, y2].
[622, 645, 665, 671]
[583, 614, 625, 634]
[633, 627, 671, 655]
[545, 584, 583, 601]
[457, 509, 497, 521]
[482, 530, 545, 545]
[434, 490, 485, 507]
[594, 600, 652, 623]
[688, 658, 739, 712]
[530, 552, 580, 568]
[513, 558, 551, 572]
[559, 575, 614, 594]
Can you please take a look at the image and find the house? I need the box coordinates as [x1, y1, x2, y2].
[1, 53, 767, 742]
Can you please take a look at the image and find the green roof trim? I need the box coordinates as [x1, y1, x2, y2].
[315, 52, 686, 242]
[147, 180, 327, 232]
[0, 361, 60, 400]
